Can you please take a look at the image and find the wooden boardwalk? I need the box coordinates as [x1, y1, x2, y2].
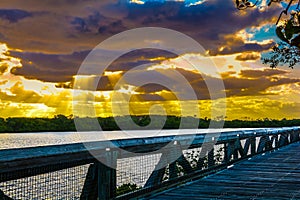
[146, 142, 300, 200]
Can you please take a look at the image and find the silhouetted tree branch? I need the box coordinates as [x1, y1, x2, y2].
[263, 10, 300, 68]
[236, 0, 300, 68]
[262, 42, 300, 68]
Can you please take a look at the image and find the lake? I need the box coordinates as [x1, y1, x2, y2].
[0, 128, 268, 150]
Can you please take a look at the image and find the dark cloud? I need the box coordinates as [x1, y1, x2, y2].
[71, 17, 90, 33]
[0, 32, 5, 40]
[0, 0, 281, 53]
[125, 0, 280, 53]
[11, 50, 89, 82]
[70, 11, 126, 34]
[107, 49, 177, 71]
[0, 0, 283, 85]
[239, 68, 288, 78]
[0, 9, 32, 23]
[222, 70, 300, 97]
[97, 20, 126, 34]
[11, 48, 177, 83]
[130, 93, 166, 101]
[215, 41, 274, 55]
[135, 84, 171, 93]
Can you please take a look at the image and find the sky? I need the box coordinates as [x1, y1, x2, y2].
[0, 0, 300, 120]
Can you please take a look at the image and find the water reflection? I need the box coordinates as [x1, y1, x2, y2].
[0, 128, 269, 150]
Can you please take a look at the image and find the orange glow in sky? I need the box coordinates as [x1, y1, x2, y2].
[0, 0, 299, 120]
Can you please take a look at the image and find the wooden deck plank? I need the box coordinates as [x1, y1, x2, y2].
[145, 142, 300, 199]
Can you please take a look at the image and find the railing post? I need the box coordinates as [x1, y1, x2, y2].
[223, 143, 229, 164]
[81, 164, 98, 199]
[265, 136, 272, 151]
[243, 138, 251, 156]
[208, 146, 215, 168]
[145, 144, 183, 187]
[197, 142, 214, 169]
[257, 136, 266, 153]
[226, 141, 234, 162]
[169, 161, 178, 180]
[290, 130, 299, 143]
[98, 150, 118, 200]
[272, 135, 278, 149]
[81, 150, 118, 200]
[279, 132, 288, 147]
[250, 137, 256, 155]
[233, 138, 243, 160]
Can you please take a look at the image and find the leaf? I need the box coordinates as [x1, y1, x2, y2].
[262, 42, 300, 68]
[291, 34, 300, 47]
[276, 27, 290, 43]
[284, 20, 298, 40]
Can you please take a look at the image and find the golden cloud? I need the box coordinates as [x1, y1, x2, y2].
[235, 52, 260, 61]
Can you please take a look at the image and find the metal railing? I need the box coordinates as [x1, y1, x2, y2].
[0, 127, 299, 200]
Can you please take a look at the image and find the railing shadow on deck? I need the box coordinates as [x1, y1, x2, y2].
[0, 127, 299, 200]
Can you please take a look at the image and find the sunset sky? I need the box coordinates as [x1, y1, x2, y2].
[0, 0, 300, 120]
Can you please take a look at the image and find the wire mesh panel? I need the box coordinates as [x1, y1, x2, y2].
[181, 144, 224, 170]
[182, 148, 202, 169]
[0, 164, 90, 200]
[117, 153, 162, 188]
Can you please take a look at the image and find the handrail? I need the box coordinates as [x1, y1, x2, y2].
[0, 127, 296, 161]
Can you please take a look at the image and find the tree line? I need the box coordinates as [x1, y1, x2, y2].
[0, 115, 299, 133]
